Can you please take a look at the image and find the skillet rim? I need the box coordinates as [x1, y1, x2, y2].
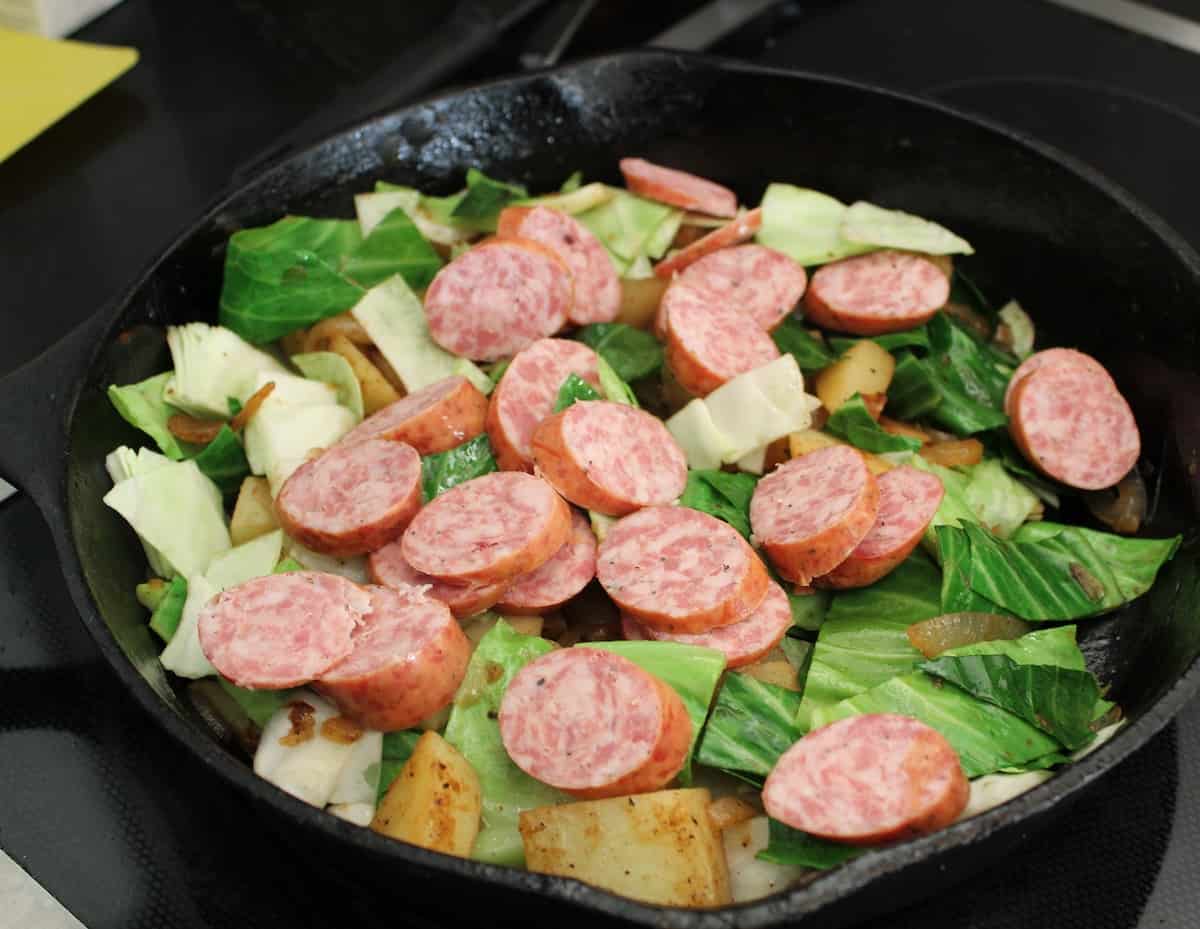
[48, 48, 1200, 927]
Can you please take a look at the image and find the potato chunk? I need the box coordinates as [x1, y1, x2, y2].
[814, 339, 895, 413]
[229, 476, 279, 545]
[788, 430, 894, 476]
[520, 788, 731, 907]
[370, 731, 481, 857]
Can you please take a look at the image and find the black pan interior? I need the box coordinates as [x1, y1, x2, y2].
[52, 51, 1200, 928]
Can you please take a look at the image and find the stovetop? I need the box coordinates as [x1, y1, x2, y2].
[2, 1, 1199, 927]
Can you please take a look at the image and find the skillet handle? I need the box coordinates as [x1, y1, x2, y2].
[0, 307, 114, 517]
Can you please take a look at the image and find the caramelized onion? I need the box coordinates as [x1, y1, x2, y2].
[879, 416, 930, 445]
[860, 392, 887, 421]
[1084, 468, 1147, 535]
[230, 381, 274, 431]
[907, 612, 1032, 659]
[167, 414, 224, 445]
[303, 312, 372, 353]
[941, 300, 992, 341]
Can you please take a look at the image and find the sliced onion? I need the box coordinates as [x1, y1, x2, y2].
[1084, 468, 1147, 535]
[907, 612, 1032, 659]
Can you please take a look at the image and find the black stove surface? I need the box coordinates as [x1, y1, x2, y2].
[2, 1, 1199, 927]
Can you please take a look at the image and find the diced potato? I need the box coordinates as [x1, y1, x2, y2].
[788, 430, 894, 475]
[814, 339, 895, 413]
[739, 659, 799, 691]
[618, 276, 669, 329]
[920, 438, 984, 468]
[878, 415, 930, 445]
[723, 817, 806, 903]
[229, 476, 279, 546]
[370, 731, 481, 857]
[365, 345, 407, 394]
[788, 428, 842, 458]
[520, 789, 732, 907]
[708, 796, 758, 832]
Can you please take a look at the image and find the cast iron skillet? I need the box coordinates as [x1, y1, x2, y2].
[2, 51, 1200, 929]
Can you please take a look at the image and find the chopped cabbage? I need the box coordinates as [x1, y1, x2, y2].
[840, 200, 973, 255]
[291, 351, 365, 421]
[163, 323, 289, 418]
[350, 275, 491, 395]
[103, 455, 230, 579]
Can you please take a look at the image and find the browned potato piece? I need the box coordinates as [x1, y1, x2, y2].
[364, 345, 406, 393]
[814, 339, 895, 413]
[370, 731, 481, 857]
[619, 276, 669, 329]
[920, 438, 984, 468]
[229, 476, 278, 545]
[325, 333, 400, 414]
[520, 789, 731, 907]
[708, 796, 758, 832]
[739, 660, 799, 691]
[788, 430, 894, 476]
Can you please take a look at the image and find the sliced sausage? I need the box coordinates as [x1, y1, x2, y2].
[368, 538, 509, 619]
[486, 338, 601, 472]
[803, 250, 949, 336]
[1008, 360, 1140, 490]
[750, 446, 880, 585]
[496, 509, 596, 615]
[656, 244, 806, 339]
[499, 648, 691, 799]
[423, 238, 573, 361]
[597, 506, 769, 633]
[653, 208, 762, 279]
[497, 206, 621, 325]
[762, 713, 969, 845]
[816, 466, 944, 590]
[275, 438, 422, 557]
[627, 580, 793, 669]
[1002, 347, 1115, 415]
[531, 401, 688, 516]
[619, 157, 737, 218]
[316, 584, 469, 731]
[401, 471, 571, 585]
[664, 291, 781, 397]
[198, 572, 370, 689]
[339, 375, 487, 454]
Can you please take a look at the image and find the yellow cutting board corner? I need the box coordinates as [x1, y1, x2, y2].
[0, 27, 138, 163]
